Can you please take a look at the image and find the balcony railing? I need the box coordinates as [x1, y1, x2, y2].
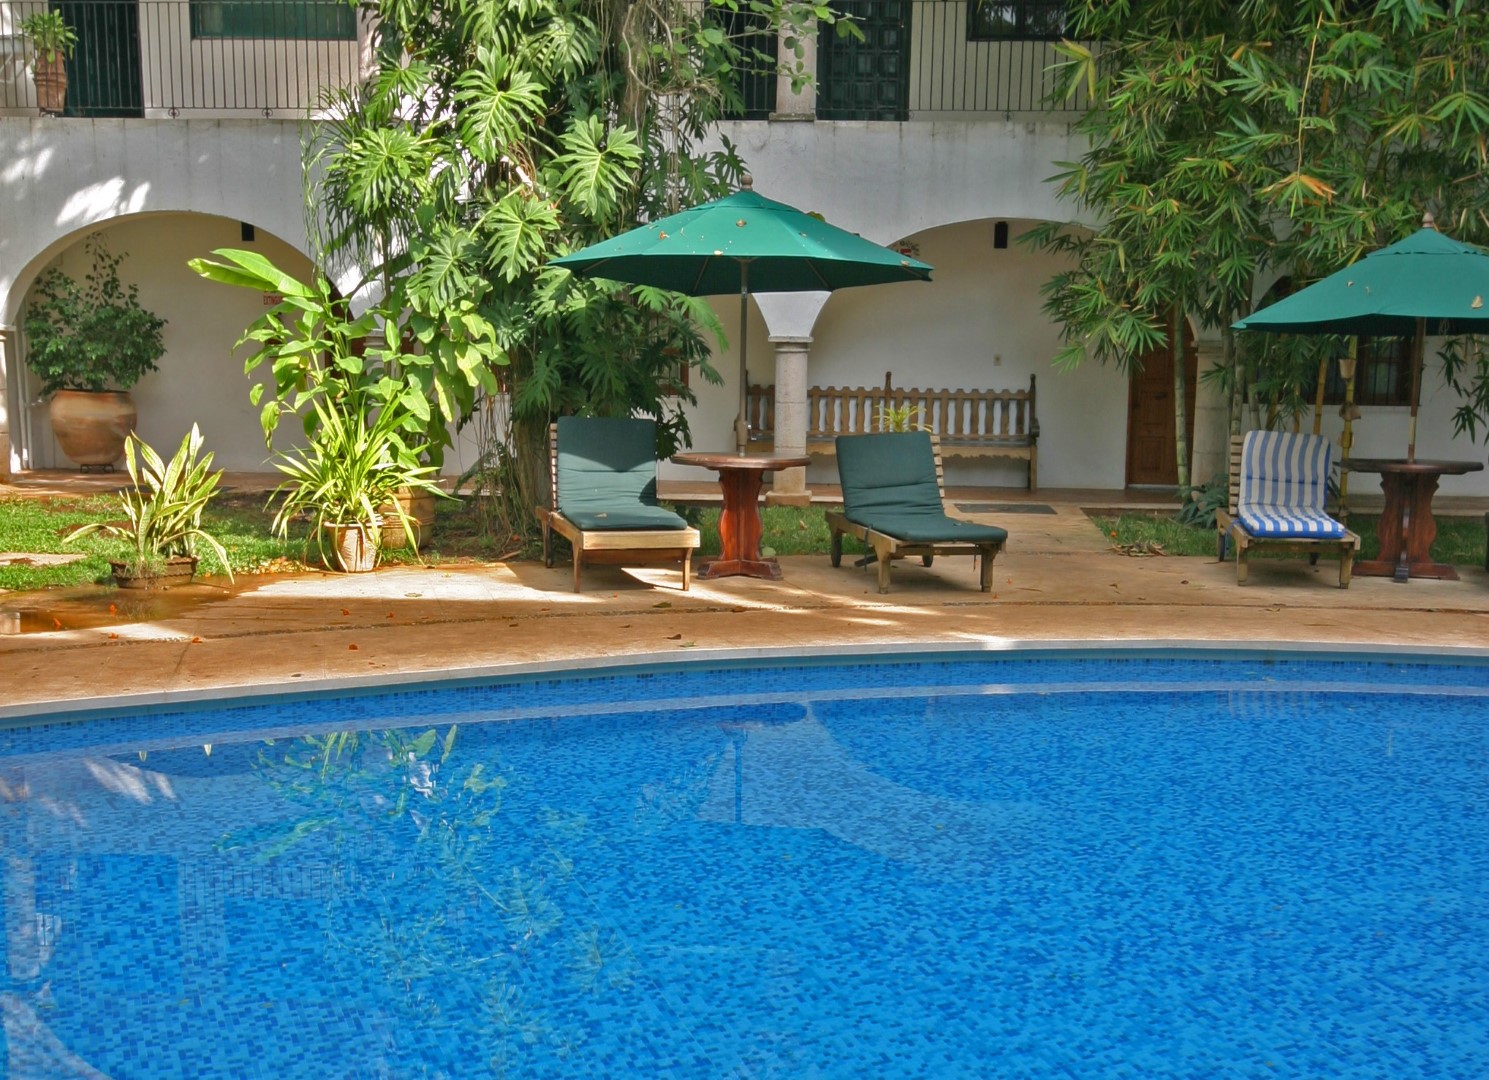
[0, 0, 1082, 123]
[818, 0, 1089, 120]
[0, 0, 366, 118]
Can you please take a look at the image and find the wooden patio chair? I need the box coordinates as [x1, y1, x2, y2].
[1215, 430, 1359, 587]
[536, 417, 699, 593]
[825, 431, 1008, 594]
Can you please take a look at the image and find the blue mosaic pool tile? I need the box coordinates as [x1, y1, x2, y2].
[2, 654, 1488, 1076]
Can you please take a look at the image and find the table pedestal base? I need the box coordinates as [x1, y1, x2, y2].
[671, 450, 812, 581]
[1353, 558, 1460, 582]
[696, 557, 784, 581]
[1352, 470, 1454, 583]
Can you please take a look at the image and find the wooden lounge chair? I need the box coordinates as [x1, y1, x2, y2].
[537, 417, 700, 592]
[826, 431, 1008, 594]
[1215, 430, 1359, 587]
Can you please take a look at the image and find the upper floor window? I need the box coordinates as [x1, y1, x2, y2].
[968, 0, 1067, 42]
[191, 0, 356, 41]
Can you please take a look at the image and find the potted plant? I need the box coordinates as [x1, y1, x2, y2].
[270, 388, 442, 572]
[65, 423, 234, 588]
[23, 236, 167, 469]
[188, 249, 452, 569]
[19, 9, 77, 116]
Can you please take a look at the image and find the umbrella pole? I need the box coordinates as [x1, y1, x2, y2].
[1407, 317, 1425, 462]
[734, 261, 751, 455]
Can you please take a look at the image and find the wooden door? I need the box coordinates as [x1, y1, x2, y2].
[1125, 327, 1198, 486]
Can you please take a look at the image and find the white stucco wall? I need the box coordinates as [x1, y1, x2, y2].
[715, 118, 1093, 242]
[3, 115, 1486, 492]
[0, 118, 311, 318]
[665, 120, 1131, 490]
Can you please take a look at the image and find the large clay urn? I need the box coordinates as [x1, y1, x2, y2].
[379, 487, 438, 550]
[48, 390, 136, 469]
[32, 54, 67, 116]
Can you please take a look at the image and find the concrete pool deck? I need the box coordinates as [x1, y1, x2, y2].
[4, 483, 1488, 721]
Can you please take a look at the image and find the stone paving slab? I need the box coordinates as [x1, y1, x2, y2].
[4, 536, 1487, 722]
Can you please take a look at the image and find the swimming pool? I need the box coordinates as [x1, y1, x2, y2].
[2, 650, 1487, 1078]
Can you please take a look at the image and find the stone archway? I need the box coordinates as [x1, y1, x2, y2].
[7, 212, 318, 473]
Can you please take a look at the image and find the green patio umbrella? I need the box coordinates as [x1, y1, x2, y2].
[550, 177, 933, 454]
[1233, 216, 1489, 460]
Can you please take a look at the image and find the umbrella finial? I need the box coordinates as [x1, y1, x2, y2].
[1422, 210, 1438, 231]
[741, 173, 753, 192]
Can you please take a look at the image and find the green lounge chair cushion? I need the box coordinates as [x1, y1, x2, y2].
[838, 432, 1009, 544]
[556, 417, 688, 532]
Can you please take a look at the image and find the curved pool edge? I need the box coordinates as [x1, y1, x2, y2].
[7, 636, 1489, 727]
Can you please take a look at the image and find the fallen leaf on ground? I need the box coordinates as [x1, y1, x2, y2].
[108, 603, 117, 615]
[349, 643, 359, 651]
[190, 637, 202, 644]
[341, 608, 351, 616]
[1111, 541, 1167, 557]
[667, 633, 683, 640]
[653, 601, 672, 609]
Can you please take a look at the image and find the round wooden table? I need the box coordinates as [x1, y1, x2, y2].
[1341, 457, 1485, 581]
[672, 451, 812, 579]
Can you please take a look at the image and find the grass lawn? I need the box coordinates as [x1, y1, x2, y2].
[0, 493, 852, 593]
[6, 494, 1483, 593]
[1092, 509, 1488, 567]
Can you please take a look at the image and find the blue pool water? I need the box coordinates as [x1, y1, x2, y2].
[2, 651, 1488, 1078]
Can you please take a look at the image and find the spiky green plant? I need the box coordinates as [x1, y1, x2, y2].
[65, 423, 232, 580]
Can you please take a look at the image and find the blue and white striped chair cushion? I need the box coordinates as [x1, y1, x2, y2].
[1237, 431, 1349, 539]
[1238, 503, 1350, 539]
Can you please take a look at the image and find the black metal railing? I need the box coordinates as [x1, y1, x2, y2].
[818, 0, 1089, 120]
[0, 0, 365, 117]
[718, 5, 777, 120]
[0, 0, 1084, 122]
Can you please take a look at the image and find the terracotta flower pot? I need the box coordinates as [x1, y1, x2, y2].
[48, 389, 136, 469]
[32, 54, 67, 116]
[379, 488, 437, 550]
[108, 556, 197, 590]
[325, 522, 380, 573]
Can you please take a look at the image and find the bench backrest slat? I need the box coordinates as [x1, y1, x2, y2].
[747, 377, 1036, 443]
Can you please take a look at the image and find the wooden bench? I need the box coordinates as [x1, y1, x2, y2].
[746, 376, 1038, 490]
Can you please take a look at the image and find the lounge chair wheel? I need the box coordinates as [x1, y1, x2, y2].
[921, 555, 934, 567]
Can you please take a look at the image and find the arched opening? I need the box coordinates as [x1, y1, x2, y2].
[7, 212, 316, 473]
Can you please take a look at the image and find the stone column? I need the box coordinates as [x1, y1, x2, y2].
[771, 23, 817, 120]
[1191, 336, 1229, 486]
[765, 335, 812, 506]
